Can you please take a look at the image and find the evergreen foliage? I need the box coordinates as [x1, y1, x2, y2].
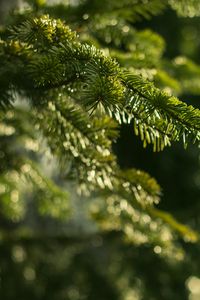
[0, 0, 200, 299]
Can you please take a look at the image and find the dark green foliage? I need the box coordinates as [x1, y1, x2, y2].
[0, 0, 200, 299]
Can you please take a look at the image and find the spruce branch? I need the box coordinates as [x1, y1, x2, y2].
[0, 2, 199, 255]
[1, 15, 200, 151]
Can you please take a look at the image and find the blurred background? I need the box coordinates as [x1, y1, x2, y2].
[0, 1, 200, 299]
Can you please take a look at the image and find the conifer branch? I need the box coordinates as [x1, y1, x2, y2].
[0, 8, 199, 248]
[1, 16, 200, 152]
